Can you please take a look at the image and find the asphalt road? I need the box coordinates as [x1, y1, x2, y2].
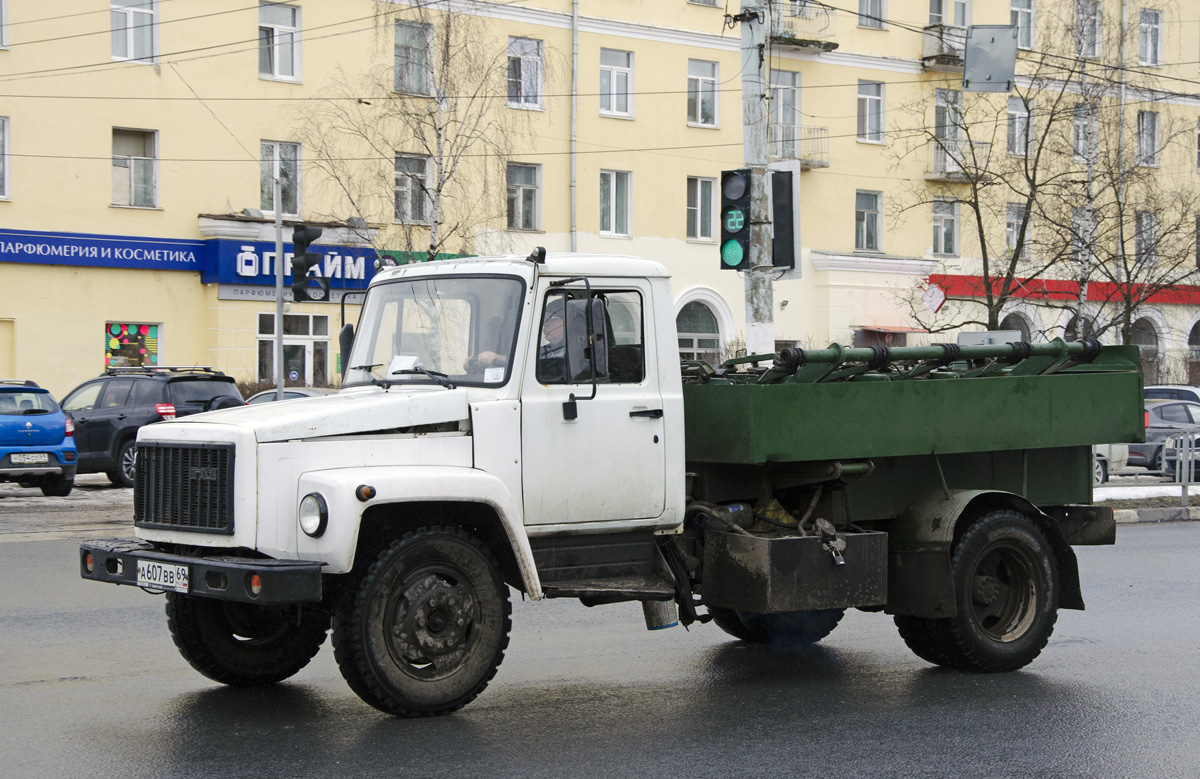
[0, 484, 1197, 778]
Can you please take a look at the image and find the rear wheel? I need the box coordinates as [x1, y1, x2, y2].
[107, 440, 136, 487]
[166, 595, 329, 686]
[40, 474, 74, 497]
[708, 606, 845, 645]
[895, 509, 1058, 672]
[332, 526, 512, 717]
[1093, 457, 1108, 485]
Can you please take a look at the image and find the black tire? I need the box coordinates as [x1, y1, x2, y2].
[895, 509, 1058, 673]
[107, 440, 136, 487]
[165, 594, 329, 686]
[205, 395, 244, 411]
[708, 605, 845, 645]
[332, 526, 512, 717]
[1093, 457, 1108, 485]
[40, 475, 74, 497]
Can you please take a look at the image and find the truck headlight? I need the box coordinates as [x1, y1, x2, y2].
[299, 493, 328, 538]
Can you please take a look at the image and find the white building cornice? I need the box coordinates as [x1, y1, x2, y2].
[810, 250, 938, 275]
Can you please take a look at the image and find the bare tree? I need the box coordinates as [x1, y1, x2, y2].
[892, 5, 1198, 343]
[295, 3, 525, 262]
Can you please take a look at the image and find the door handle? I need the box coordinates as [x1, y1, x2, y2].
[629, 409, 663, 418]
[115, 415, 126, 421]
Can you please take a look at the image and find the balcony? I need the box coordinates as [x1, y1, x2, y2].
[922, 24, 966, 70]
[769, 124, 830, 169]
[769, 2, 838, 52]
[926, 138, 990, 182]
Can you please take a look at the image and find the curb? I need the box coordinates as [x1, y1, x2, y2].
[1114, 507, 1200, 524]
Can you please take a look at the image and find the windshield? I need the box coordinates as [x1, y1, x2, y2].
[345, 274, 526, 387]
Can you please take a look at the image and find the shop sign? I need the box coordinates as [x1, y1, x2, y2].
[0, 228, 204, 271]
[202, 239, 377, 293]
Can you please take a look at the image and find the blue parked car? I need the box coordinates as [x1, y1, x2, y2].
[0, 380, 77, 496]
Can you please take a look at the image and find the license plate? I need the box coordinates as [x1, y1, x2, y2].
[11, 453, 48, 464]
[136, 560, 189, 593]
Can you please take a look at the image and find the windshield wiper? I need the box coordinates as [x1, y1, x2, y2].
[391, 367, 457, 390]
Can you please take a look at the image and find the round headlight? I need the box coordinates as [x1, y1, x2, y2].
[299, 493, 328, 537]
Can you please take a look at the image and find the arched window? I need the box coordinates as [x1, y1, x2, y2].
[999, 313, 1031, 342]
[1064, 314, 1095, 341]
[1130, 317, 1159, 351]
[676, 301, 720, 362]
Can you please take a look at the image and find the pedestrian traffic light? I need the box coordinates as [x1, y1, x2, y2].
[719, 169, 752, 270]
[290, 224, 327, 302]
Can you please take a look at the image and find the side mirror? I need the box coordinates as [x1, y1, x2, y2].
[339, 324, 355, 378]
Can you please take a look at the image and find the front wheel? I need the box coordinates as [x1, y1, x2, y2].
[895, 509, 1058, 672]
[332, 526, 512, 717]
[1093, 457, 1108, 485]
[165, 595, 330, 686]
[107, 440, 136, 487]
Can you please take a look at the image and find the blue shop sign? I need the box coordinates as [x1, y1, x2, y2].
[0, 228, 204, 271]
[203, 239, 376, 290]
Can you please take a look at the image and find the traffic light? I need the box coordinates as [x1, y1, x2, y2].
[719, 169, 752, 270]
[290, 224, 327, 302]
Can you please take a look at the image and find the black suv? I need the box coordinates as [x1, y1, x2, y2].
[60, 367, 244, 487]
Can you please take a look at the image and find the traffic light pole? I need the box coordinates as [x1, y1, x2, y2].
[739, 2, 774, 358]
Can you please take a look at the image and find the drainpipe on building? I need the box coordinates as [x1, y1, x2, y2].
[740, 2, 774, 357]
[273, 169, 285, 401]
[570, 0, 579, 252]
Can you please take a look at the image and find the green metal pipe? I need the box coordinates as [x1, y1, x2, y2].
[791, 340, 1082, 366]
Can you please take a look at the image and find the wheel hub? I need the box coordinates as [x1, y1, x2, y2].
[972, 574, 1002, 606]
[391, 574, 474, 668]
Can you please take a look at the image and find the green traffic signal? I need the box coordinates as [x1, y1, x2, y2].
[725, 208, 745, 233]
[721, 240, 744, 267]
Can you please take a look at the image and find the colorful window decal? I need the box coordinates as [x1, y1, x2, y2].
[105, 322, 159, 367]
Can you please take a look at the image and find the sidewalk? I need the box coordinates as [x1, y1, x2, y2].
[1094, 482, 1200, 524]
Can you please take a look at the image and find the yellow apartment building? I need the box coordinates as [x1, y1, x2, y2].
[2, 0, 1200, 396]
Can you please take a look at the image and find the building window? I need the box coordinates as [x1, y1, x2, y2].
[689, 0, 720, 5]
[260, 140, 299, 215]
[111, 0, 155, 62]
[112, 128, 156, 208]
[507, 163, 540, 230]
[600, 169, 631, 236]
[857, 81, 884, 142]
[686, 177, 715, 241]
[1137, 110, 1159, 166]
[932, 199, 958, 256]
[769, 70, 801, 158]
[1076, 0, 1100, 58]
[257, 313, 329, 386]
[259, 3, 300, 80]
[105, 322, 160, 368]
[1074, 104, 1097, 161]
[1, 0, 8, 48]
[687, 60, 718, 127]
[1007, 97, 1032, 156]
[395, 155, 430, 223]
[1008, 203, 1031, 259]
[1011, 0, 1034, 50]
[855, 190, 880, 251]
[859, 0, 883, 28]
[507, 37, 543, 109]
[0, 117, 8, 199]
[1136, 211, 1159, 264]
[600, 49, 633, 118]
[929, 0, 968, 26]
[677, 301, 720, 362]
[394, 21, 431, 96]
[1139, 8, 1162, 66]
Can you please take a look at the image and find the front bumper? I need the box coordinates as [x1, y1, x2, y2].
[80, 538, 324, 605]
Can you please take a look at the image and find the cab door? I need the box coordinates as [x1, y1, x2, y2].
[520, 282, 666, 525]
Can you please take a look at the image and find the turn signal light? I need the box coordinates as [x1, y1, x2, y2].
[355, 485, 376, 502]
[84, 552, 94, 574]
[156, 404, 177, 420]
[248, 573, 263, 597]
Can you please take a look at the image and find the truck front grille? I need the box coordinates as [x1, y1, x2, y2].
[134, 442, 236, 535]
